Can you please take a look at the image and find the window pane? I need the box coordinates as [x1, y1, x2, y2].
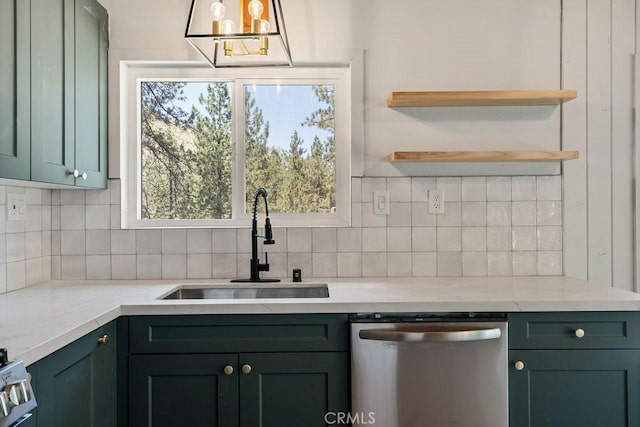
[244, 84, 336, 214]
[140, 81, 233, 219]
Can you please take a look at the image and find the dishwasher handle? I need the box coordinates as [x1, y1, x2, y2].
[359, 327, 501, 343]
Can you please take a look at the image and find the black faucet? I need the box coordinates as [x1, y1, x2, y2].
[231, 188, 280, 283]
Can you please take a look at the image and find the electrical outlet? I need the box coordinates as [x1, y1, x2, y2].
[373, 190, 390, 215]
[428, 190, 444, 214]
[7, 193, 26, 221]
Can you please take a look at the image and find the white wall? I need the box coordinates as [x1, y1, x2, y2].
[98, 0, 638, 289]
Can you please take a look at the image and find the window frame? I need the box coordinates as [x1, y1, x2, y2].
[120, 62, 356, 229]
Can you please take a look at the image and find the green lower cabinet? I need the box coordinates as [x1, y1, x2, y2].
[509, 349, 640, 427]
[129, 352, 348, 427]
[28, 322, 117, 427]
[239, 352, 349, 427]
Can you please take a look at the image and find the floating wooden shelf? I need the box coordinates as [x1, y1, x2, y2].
[386, 90, 577, 107]
[388, 151, 579, 162]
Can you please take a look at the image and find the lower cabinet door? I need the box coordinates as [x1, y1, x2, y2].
[129, 354, 239, 427]
[35, 322, 117, 427]
[239, 352, 349, 427]
[510, 349, 640, 427]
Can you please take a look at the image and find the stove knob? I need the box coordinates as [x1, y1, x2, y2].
[0, 392, 10, 419]
[7, 380, 30, 406]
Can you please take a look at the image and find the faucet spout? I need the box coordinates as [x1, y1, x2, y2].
[231, 188, 280, 283]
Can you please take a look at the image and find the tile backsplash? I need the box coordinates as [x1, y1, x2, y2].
[0, 176, 563, 293]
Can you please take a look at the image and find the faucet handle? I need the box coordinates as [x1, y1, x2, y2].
[258, 252, 271, 272]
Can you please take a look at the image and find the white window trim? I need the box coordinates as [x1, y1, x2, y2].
[120, 60, 361, 229]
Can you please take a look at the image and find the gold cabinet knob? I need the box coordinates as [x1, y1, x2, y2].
[515, 361, 525, 371]
[223, 365, 234, 376]
[97, 335, 109, 345]
[574, 328, 585, 338]
[241, 364, 252, 374]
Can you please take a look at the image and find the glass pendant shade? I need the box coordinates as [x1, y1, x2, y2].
[185, 0, 293, 67]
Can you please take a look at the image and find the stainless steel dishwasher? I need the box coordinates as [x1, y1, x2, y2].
[350, 313, 507, 427]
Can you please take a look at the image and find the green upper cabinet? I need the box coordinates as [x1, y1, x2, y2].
[0, 0, 30, 180]
[3, 0, 108, 188]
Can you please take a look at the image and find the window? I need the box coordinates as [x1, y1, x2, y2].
[121, 63, 356, 228]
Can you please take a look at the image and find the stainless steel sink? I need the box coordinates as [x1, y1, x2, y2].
[161, 284, 329, 300]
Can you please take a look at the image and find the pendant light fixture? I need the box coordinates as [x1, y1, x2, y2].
[185, 0, 293, 68]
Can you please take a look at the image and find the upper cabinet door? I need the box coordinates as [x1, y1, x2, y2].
[0, 0, 30, 180]
[30, 0, 75, 185]
[74, 0, 108, 188]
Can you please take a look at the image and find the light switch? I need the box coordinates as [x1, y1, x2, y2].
[7, 193, 26, 221]
[373, 190, 390, 215]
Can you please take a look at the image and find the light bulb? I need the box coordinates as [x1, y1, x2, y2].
[222, 19, 236, 34]
[259, 19, 270, 33]
[248, 0, 263, 19]
[210, 1, 226, 20]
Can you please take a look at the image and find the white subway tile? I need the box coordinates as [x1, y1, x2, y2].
[187, 229, 212, 254]
[362, 203, 387, 227]
[436, 227, 461, 252]
[512, 227, 536, 251]
[41, 205, 52, 231]
[61, 256, 86, 280]
[387, 252, 411, 277]
[351, 178, 362, 203]
[111, 255, 136, 279]
[287, 228, 312, 252]
[25, 232, 42, 259]
[42, 231, 52, 257]
[362, 228, 387, 252]
[60, 206, 85, 230]
[262, 252, 287, 279]
[287, 253, 312, 278]
[111, 230, 136, 254]
[6, 234, 25, 262]
[387, 178, 412, 202]
[387, 203, 411, 227]
[51, 256, 61, 279]
[212, 229, 237, 253]
[7, 261, 26, 291]
[411, 252, 437, 277]
[462, 202, 486, 226]
[488, 252, 512, 276]
[462, 227, 487, 251]
[411, 202, 437, 227]
[51, 206, 60, 230]
[161, 229, 186, 254]
[361, 178, 386, 202]
[25, 258, 42, 286]
[25, 206, 42, 232]
[109, 179, 121, 205]
[387, 227, 411, 252]
[312, 228, 337, 252]
[461, 177, 487, 201]
[411, 177, 436, 202]
[412, 227, 436, 252]
[462, 252, 487, 276]
[437, 177, 462, 201]
[187, 254, 212, 279]
[487, 227, 512, 251]
[351, 202, 363, 227]
[41, 189, 51, 205]
[85, 189, 110, 205]
[487, 177, 512, 201]
[85, 205, 110, 230]
[312, 253, 337, 278]
[437, 252, 462, 276]
[537, 201, 562, 225]
[0, 264, 6, 294]
[236, 228, 251, 253]
[337, 252, 362, 277]
[487, 202, 511, 226]
[0, 235, 5, 263]
[51, 231, 61, 256]
[512, 201, 536, 226]
[41, 256, 51, 282]
[267, 228, 287, 253]
[25, 188, 41, 205]
[537, 176, 562, 201]
[110, 205, 121, 229]
[51, 190, 60, 206]
[512, 177, 536, 201]
[538, 251, 563, 275]
[537, 226, 563, 251]
[136, 230, 162, 254]
[338, 228, 362, 252]
[87, 255, 112, 279]
[161, 254, 186, 279]
[436, 201, 461, 227]
[363, 252, 387, 277]
[212, 253, 237, 278]
[60, 189, 85, 205]
[512, 252, 537, 276]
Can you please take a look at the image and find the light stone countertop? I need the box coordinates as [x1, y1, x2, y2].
[1, 276, 640, 366]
